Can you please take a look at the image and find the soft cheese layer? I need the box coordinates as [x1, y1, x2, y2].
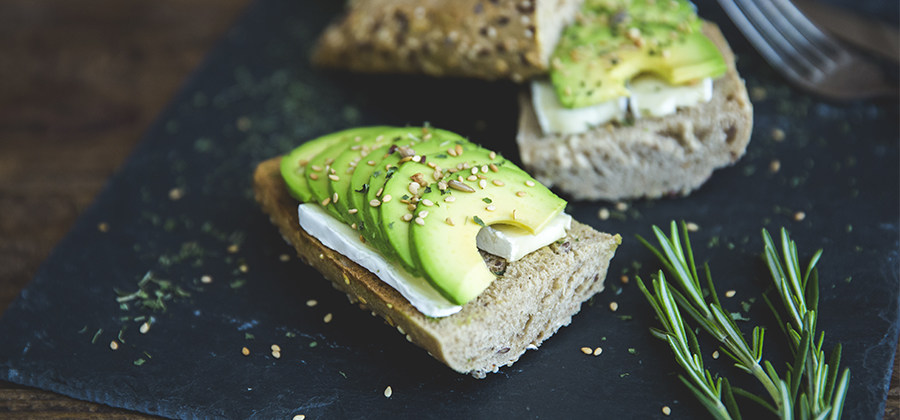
[531, 76, 713, 135]
[299, 204, 571, 317]
[476, 212, 572, 262]
[299, 203, 463, 317]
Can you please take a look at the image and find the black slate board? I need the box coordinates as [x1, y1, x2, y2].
[1, 0, 898, 418]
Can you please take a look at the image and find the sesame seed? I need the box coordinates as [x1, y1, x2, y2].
[525, 180, 535, 187]
[349, 208, 358, 214]
[485, 205, 496, 211]
[271, 344, 281, 352]
[478, 179, 487, 189]
[455, 144, 463, 155]
[470, 167, 479, 175]
[351, 223, 357, 230]
[309, 173, 319, 180]
[407, 203, 417, 211]
[369, 199, 381, 207]
[242, 347, 250, 356]
[321, 197, 331, 206]
[580, 347, 592, 355]
[367, 160, 376, 166]
[306, 299, 318, 307]
[489, 163, 499, 172]
[412, 155, 421, 163]
[712, 350, 720, 359]
[382, 194, 392, 203]
[614, 201, 628, 211]
[376, 187, 384, 197]
[110, 340, 119, 351]
[467, 175, 478, 182]
[201, 275, 213, 284]
[686, 222, 699, 232]
[512, 209, 517, 220]
[794, 211, 806, 221]
[725, 290, 736, 298]
[402, 214, 413, 222]
[492, 179, 505, 186]
[97, 222, 109, 232]
[772, 128, 786, 141]
[279, 254, 290, 262]
[447, 148, 457, 157]
[227, 244, 239, 253]
[662, 406, 672, 415]
[408, 182, 419, 195]
[272, 350, 281, 359]
[489, 151, 497, 160]
[328, 174, 339, 181]
[293, 415, 306, 420]
[770, 159, 781, 173]
[384, 386, 393, 398]
[418, 210, 429, 218]
[620, 275, 629, 284]
[598, 208, 610, 220]
[593, 347, 603, 356]
[140, 322, 150, 334]
[169, 188, 184, 200]
[311, 165, 322, 172]
[414, 217, 425, 226]
[324, 313, 333, 323]
[480, 165, 489, 173]
[350, 145, 361, 151]
[609, 302, 619, 312]
[239, 264, 248, 273]
[516, 191, 526, 197]
[444, 196, 456, 203]
[421, 199, 434, 207]
[445, 218, 454, 226]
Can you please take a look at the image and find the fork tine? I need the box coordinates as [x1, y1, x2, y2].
[770, 0, 846, 60]
[758, 0, 837, 71]
[725, 0, 820, 81]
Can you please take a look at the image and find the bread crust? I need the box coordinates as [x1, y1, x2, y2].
[516, 22, 754, 200]
[253, 157, 620, 377]
[311, 0, 582, 82]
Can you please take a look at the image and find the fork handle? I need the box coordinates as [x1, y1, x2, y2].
[794, 0, 900, 64]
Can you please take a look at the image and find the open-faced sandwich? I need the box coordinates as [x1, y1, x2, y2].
[254, 126, 620, 377]
[312, 0, 753, 200]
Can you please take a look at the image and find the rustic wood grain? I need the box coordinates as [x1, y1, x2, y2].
[0, 0, 896, 418]
[0, 0, 249, 417]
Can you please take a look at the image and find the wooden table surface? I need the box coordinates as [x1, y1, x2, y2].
[0, 0, 896, 418]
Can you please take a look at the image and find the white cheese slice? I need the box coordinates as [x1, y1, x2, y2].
[628, 75, 713, 118]
[297, 204, 572, 317]
[298, 204, 462, 318]
[531, 79, 628, 135]
[531, 76, 714, 135]
[476, 212, 572, 262]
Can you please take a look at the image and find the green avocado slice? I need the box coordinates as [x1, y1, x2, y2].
[280, 129, 356, 202]
[361, 131, 470, 260]
[551, 0, 726, 107]
[328, 127, 424, 224]
[410, 165, 566, 305]
[377, 144, 506, 274]
[303, 127, 378, 212]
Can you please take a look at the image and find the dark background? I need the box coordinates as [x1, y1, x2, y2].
[1, 0, 897, 418]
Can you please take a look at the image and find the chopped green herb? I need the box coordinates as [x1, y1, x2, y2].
[482, 197, 492, 204]
[285, 332, 297, 338]
[309, 341, 318, 348]
[91, 328, 103, 344]
[230, 279, 247, 289]
[473, 216, 485, 227]
[133, 358, 146, 366]
[356, 184, 369, 194]
[627, 348, 636, 354]
[244, 333, 255, 340]
[77, 325, 88, 334]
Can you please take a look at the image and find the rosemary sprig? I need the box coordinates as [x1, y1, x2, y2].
[636, 221, 849, 419]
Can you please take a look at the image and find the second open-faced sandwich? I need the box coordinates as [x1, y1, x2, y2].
[312, 0, 753, 200]
[254, 126, 620, 377]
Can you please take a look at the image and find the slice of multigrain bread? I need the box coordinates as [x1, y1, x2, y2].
[254, 157, 620, 378]
[516, 23, 754, 201]
[312, 0, 583, 82]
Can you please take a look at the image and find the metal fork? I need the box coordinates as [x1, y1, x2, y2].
[717, 0, 897, 100]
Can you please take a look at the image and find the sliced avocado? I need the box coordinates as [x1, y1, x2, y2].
[409, 165, 566, 305]
[328, 127, 424, 223]
[280, 130, 354, 202]
[361, 130, 470, 258]
[304, 127, 378, 212]
[377, 143, 506, 273]
[551, 0, 726, 107]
